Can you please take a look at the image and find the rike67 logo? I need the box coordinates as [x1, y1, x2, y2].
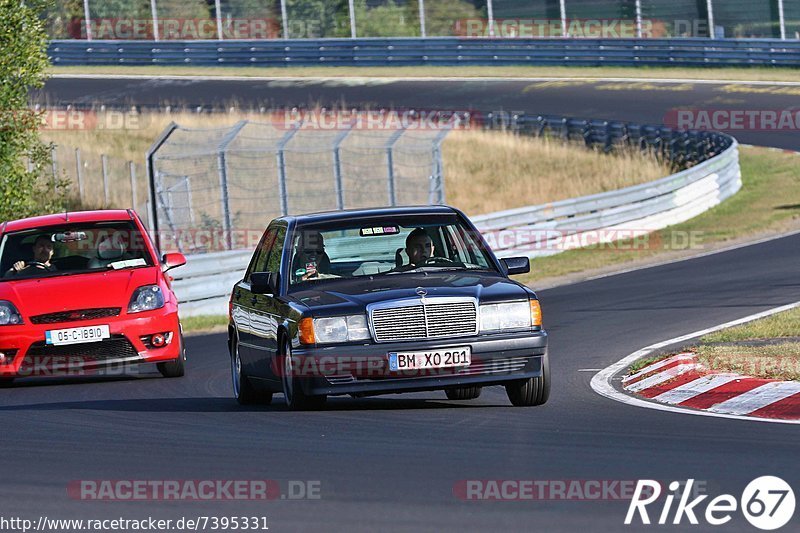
[626, 477, 795, 530]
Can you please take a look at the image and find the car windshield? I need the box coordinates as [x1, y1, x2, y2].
[0, 221, 154, 281]
[288, 216, 495, 286]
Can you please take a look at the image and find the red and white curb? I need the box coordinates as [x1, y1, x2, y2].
[591, 301, 800, 425]
[622, 353, 800, 420]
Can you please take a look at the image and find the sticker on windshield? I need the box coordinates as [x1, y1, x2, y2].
[109, 258, 147, 270]
[360, 226, 400, 236]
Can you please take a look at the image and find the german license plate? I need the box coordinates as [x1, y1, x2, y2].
[45, 325, 110, 346]
[389, 346, 471, 371]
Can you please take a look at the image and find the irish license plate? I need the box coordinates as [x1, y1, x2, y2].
[45, 325, 110, 346]
[389, 346, 471, 371]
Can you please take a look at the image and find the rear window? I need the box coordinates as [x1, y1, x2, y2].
[0, 221, 155, 281]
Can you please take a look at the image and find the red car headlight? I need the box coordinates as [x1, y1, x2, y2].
[0, 301, 23, 325]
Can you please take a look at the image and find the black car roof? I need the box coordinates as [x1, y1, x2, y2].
[281, 205, 460, 226]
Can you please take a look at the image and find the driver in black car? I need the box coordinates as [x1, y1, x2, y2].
[6, 235, 57, 276]
[394, 227, 435, 272]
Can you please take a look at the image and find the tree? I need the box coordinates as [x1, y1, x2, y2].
[0, 0, 68, 221]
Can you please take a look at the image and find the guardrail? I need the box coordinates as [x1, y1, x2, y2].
[170, 112, 740, 317]
[49, 38, 800, 67]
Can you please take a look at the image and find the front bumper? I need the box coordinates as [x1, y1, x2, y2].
[0, 311, 181, 378]
[291, 331, 548, 397]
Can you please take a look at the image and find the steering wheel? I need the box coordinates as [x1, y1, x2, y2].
[28, 261, 50, 269]
[423, 256, 457, 266]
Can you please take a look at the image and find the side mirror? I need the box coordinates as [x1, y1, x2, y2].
[251, 272, 279, 295]
[162, 252, 187, 271]
[501, 257, 531, 276]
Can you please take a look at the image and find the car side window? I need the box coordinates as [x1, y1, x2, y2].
[246, 228, 277, 281]
[263, 225, 287, 274]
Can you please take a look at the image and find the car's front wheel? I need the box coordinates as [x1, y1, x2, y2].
[231, 338, 272, 405]
[445, 386, 482, 400]
[157, 333, 186, 378]
[505, 351, 550, 407]
[281, 341, 326, 411]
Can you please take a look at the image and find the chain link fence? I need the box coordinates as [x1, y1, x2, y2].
[147, 114, 454, 253]
[45, 1, 800, 41]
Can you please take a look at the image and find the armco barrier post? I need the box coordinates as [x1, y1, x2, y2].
[560, 0, 567, 36]
[129, 161, 137, 211]
[419, 0, 426, 37]
[150, 0, 160, 41]
[276, 122, 301, 216]
[778, 0, 787, 40]
[280, 0, 289, 38]
[75, 147, 84, 203]
[101, 154, 110, 206]
[486, 0, 495, 37]
[349, 0, 357, 38]
[82, 0, 92, 40]
[707, 0, 716, 38]
[332, 125, 353, 211]
[146, 122, 179, 252]
[217, 120, 247, 250]
[215, 0, 223, 40]
[385, 127, 406, 207]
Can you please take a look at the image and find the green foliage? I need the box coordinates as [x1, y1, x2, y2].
[409, 0, 485, 37]
[0, 0, 69, 222]
[285, 0, 350, 38]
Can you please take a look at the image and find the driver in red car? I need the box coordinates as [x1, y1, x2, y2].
[6, 235, 56, 276]
[394, 227, 434, 272]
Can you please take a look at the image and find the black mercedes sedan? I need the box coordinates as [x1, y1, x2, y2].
[228, 205, 548, 409]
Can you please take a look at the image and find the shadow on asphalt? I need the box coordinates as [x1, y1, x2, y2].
[0, 396, 507, 412]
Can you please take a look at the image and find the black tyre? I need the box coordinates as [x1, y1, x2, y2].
[0, 378, 15, 388]
[157, 333, 186, 378]
[445, 386, 482, 400]
[231, 338, 272, 405]
[505, 351, 550, 407]
[281, 341, 326, 411]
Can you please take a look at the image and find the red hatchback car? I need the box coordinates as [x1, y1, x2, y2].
[0, 210, 187, 384]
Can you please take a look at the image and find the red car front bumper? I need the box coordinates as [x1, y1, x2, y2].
[0, 310, 181, 378]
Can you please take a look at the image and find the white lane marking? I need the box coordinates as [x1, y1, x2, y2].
[622, 353, 695, 384]
[652, 373, 741, 405]
[624, 363, 698, 393]
[590, 300, 800, 425]
[49, 74, 800, 87]
[708, 382, 800, 416]
[578, 368, 602, 372]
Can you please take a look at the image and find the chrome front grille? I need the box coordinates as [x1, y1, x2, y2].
[369, 297, 478, 343]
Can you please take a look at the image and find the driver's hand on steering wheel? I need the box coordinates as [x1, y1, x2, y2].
[10, 261, 26, 273]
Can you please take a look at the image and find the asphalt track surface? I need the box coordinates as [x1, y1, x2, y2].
[4, 77, 798, 531]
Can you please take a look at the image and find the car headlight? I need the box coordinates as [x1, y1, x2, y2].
[0, 301, 23, 325]
[299, 315, 370, 344]
[128, 285, 165, 313]
[480, 301, 533, 332]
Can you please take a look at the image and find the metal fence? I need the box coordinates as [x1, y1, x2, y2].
[147, 115, 453, 253]
[169, 112, 739, 316]
[48, 38, 800, 67]
[46, 144, 151, 226]
[45, 0, 800, 41]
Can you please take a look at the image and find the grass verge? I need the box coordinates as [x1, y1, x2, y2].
[50, 65, 800, 82]
[628, 307, 800, 380]
[517, 146, 800, 287]
[181, 314, 228, 335]
[701, 306, 800, 344]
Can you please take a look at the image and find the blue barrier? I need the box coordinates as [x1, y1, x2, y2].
[49, 38, 800, 67]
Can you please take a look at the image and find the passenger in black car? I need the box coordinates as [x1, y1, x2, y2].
[292, 230, 330, 281]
